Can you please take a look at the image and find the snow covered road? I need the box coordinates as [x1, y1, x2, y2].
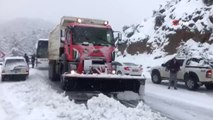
[0, 68, 168, 120]
[1, 67, 213, 120]
[144, 77, 213, 120]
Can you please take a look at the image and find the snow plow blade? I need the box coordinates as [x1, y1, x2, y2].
[61, 74, 146, 93]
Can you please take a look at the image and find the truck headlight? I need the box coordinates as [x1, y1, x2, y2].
[71, 70, 76, 75]
[112, 70, 116, 74]
[77, 18, 82, 23]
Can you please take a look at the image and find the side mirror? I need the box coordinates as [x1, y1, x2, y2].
[118, 32, 122, 40]
[113, 31, 122, 41]
[60, 30, 65, 43]
[0, 62, 2, 65]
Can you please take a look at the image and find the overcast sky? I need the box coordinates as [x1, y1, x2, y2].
[0, 0, 167, 30]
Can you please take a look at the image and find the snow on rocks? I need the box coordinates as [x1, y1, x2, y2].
[118, 0, 213, 58]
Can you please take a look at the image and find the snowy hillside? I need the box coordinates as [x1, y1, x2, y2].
[0, 18, 54, 56]
[117, 0, 213, 62]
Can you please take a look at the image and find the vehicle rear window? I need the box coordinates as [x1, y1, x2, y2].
[5, 59, 26, 67]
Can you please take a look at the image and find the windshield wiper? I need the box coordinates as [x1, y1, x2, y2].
[93, 43, 109, 46]
[96, 37, 113, 46]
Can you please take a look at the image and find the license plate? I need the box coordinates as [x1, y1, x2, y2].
[12, 69, 21, 73]
[132, 69, 139, 72]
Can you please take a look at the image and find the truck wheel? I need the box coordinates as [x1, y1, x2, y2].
[1, 76, 4, 82]
[60, 76, 68, 90]
[49, 60, 59, 81]
[205, 83, 213, 90]
[151, 71, 161, 84]
[185, 76, 199, 90]
[61, 54, 69, 73]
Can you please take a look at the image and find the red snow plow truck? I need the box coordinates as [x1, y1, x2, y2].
[48, 16, 145, 93]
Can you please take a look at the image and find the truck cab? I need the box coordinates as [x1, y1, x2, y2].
[48, 16, 145, 93]
[61, 18, 116, 74]
[49, 17, 120, 75]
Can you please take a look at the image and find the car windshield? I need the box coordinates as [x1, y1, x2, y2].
[5, 59, 27, 68]
[73, 26, 114, 46]
[123, 62, 138, 66]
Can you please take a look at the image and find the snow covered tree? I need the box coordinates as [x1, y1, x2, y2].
[0, 18, 53, 56]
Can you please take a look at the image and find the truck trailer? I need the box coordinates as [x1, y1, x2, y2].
[48, 16, 145, 94]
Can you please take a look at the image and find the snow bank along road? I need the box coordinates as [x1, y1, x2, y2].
[144, 75, 213, 120]
[0, 68, 169, 120]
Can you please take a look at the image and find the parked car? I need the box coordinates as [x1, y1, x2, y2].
[151, 57, 213, 90]
[1, 56, 29, 81]
[112, 61, 142, 76]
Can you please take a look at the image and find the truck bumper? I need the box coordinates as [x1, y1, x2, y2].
[62, 73, 146, 94]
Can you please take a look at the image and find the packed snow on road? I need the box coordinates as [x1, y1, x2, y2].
[1, 53, 213, 120]
[0, 67, 168, 120]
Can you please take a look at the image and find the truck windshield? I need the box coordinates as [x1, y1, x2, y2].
[72, 26, 114, 46]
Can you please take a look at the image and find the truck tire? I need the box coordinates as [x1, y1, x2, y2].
[151, 71, 162, 84]
[60, 76, 68, 90]
[60, 54, 69, 74]
[205, 83, 213, 90]
[185, 76, 199, 90]
[1, 76, 4, 82]
[49, 60, 59, 81]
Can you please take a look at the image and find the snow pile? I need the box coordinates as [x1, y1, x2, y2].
[0, 76, 86, 120]
[0, 69, 168, 120]
[117, 0, 213, 63]
[88, 94, 167, 120]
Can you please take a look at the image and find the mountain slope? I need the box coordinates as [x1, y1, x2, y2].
[0, 18, 54, 56]
[117, 0, 213, 60]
